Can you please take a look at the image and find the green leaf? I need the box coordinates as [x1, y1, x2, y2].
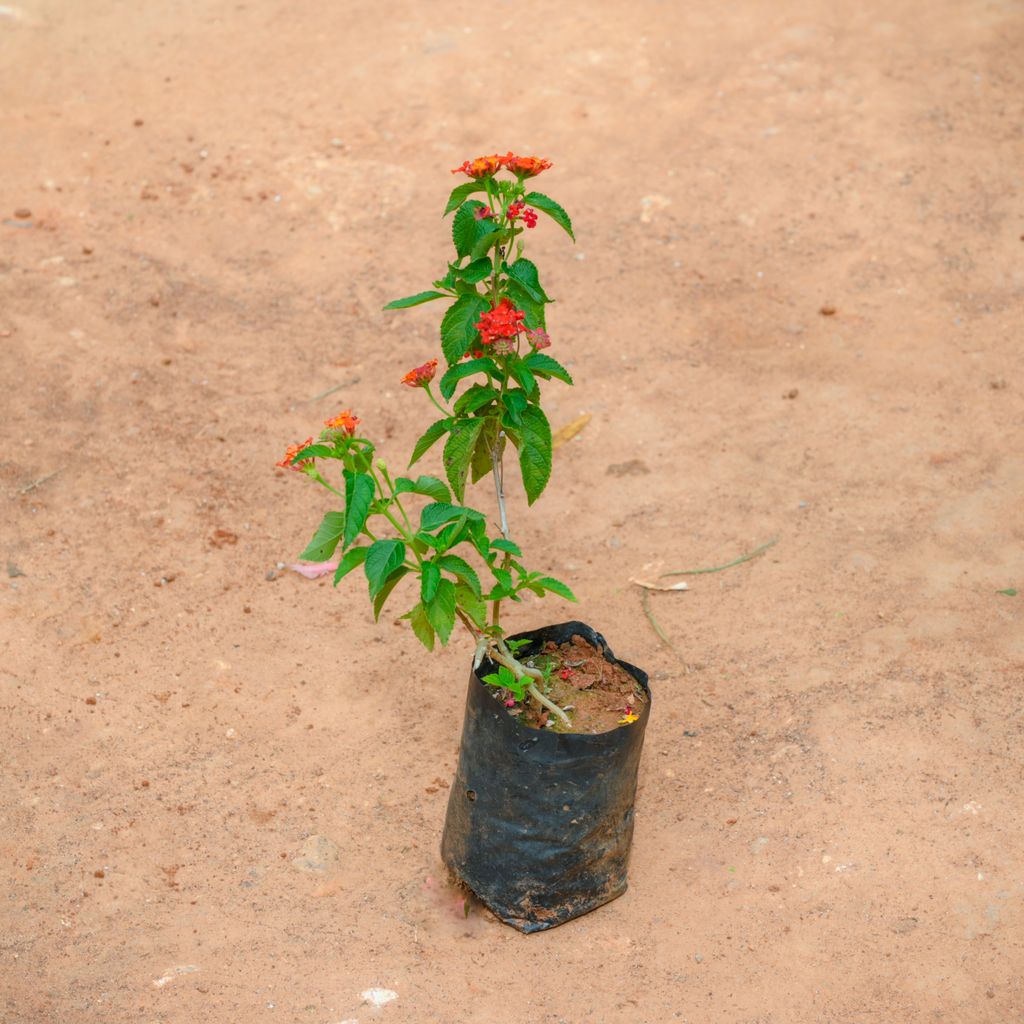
[439, 356, 499, 402]
[293, 443, 334, 462]
[383, 291, 447, 311]
[506, 258, 550, 302]
[454, 383, 498, 416]
[523, 351, 573, 385]
[523, 191, 575, 241]
[343, 471, 376, 548]
[406, 603, 435, 651]
[503, 279, 545, 330]
[490, 538, 522, 556]
[452, 200, 494, 259]
[440, 294, 490, 365]
[444, 181, 487, 215]
[364, 539, 406, 598]
[470, 228, 504, 261]
[536, 576, 577, 601]
[511, 363, 536, 396]
[420, 500, 484, 532]
[437, 554, 482, 596]
[443, 418, 486, 501]
[997, 588, 1018, 596]
[373, 566, 410, 620]
[518, 405, 552, 505]
[426, 578, 457, 643]
[409, 418, 452, 467]
[298, 511, 345, 562]
[333, 545, 369, 586]
[455, 583, 487, 627]
[458, 256, 493, 284]
[420, 562, 441, 604]
[394, 475, 451, 503]
[470, 418, 500, 485]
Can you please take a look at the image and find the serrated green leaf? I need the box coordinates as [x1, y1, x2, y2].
[439, 356, 499, 402]
[523, 351, 573, 385]
[504, 279, 545, 330]
[383, 290, 447, 311]
[443, 418, 485, 501]
[298, 511, 346, 562]
[426, 578, 457, 643]
[470, 418, 500, 485]
[364, 539, 406, 598]
[440, 294, 490, 365]
[452, 200, 494, 259]
[506, 258, 550, 303]
[518, 405, 552, 505]
[437, 554, 481, 596]
[502, 389, 528, 429]
[420, 500, 484, 532]
[444, 181, 487, 215]
[489, 538, 522, 556]
[409, 418, 452, 468]
[454, 383, 498, 417]
[536, 576, 577, 601]
[511, 363, 536, 396]
[420, 562, 441, 604]
[292, 443, 335, 464]
[373, 566, 410, 620]
[455, 583, 487, 627]
[523, 191, 575, 241]
[406, 602, 435, 651]
[343, 471, 376, 548]
[458, 257, 493, 284]
[333, 545, 369, 586]
[470, 228, 504, 261]
[394, 475, 451, 503]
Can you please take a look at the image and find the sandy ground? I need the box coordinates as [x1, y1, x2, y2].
[2, 0, 1023, 1021]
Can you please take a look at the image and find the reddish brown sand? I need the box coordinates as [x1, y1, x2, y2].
[2, 1, 1023, 1021]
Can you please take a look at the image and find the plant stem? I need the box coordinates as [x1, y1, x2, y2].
[489, 646, 571, 728]
[422, 383, 450, 419]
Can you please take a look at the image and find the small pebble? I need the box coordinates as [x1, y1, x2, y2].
[330, 137, 344, 148]
[13, 208, 31, 220]
[694, 953, 703, 963]
[265, 569, 278, 581]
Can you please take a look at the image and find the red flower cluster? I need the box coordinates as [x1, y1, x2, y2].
[474, 298, 525, 350]
[323, 409, 360, 435]
[451, 152, 552, 179]
[507, 202, 538, 229]
[277, 437, 314, 471]
[401, 358, 438, 388]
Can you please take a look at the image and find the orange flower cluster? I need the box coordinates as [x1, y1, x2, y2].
[277, 437, 314, 471]
[451, 154, 503, 179]
[324, 409, 360, 435]
[401, 358, 438, 388]
[501, 153, 552, 178]
[451, 152, 552, 179]
[474, 298, 525, 350]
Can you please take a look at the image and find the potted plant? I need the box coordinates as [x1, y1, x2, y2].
[278, 153, 651, 932]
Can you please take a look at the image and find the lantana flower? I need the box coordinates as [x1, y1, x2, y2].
[618, 712, 640, 725]
[525, 328, 550, 351]
[508, 202, 538, 229]
[501, 154, 553, 178]
[277, 437, 315, 471]
[474, 206, 495, 221]
[474, 298, 525, 347]
[451, 154, 502, 179]
[324, 409, 360, 435]
[402, 358, 439, 388]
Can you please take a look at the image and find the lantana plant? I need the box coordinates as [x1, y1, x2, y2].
[279, 152, 578, 726]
